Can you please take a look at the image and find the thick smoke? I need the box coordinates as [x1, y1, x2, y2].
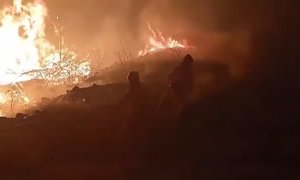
[43, 0, 256, 68]
[1, 0, 298, 77]
[0, 0, 298, 117]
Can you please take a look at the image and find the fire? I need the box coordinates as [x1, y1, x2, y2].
[0, 0, 91, 85]
[0, 0, 91, 117]
[0, 84, 31, 117]
[138, 23, 190, 57]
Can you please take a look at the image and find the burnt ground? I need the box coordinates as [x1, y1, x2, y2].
[0, 59, 299, 179]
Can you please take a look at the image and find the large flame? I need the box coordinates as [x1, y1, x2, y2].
[138, 23, 190, 57]
[0, 0, 91, 117]
[0, 0, 90, 85]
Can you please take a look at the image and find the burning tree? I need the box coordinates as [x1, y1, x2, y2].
[0, 0, 91, 85]
[23, 17, 91, 86]
[0, 0, 91, 116]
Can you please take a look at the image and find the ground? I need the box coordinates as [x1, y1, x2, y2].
[0, 57, 298, 179]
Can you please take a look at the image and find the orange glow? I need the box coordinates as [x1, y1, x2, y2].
[0, 0, 91, 85]
[138, 23, 190, 57]
[0, 84, 31, 117]
[0, 0, 91, 117]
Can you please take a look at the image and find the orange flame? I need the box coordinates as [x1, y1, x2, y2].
[0, 0, 91, 117]
[138, 23, 189, 57]
[0, 0, 91, 85]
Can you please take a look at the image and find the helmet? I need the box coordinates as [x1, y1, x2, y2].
[183, 54, 194, 64]
[72, 86, 80, 92]
[127, 71, 140, 84]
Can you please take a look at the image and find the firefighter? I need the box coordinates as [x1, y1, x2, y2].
[119, 71, 151, 139]
[121, 71, 148, 116]
[168, 54, 194, 112]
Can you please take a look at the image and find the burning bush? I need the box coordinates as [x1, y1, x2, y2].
[0, 0, 91, 117]
[0, 0, 91, 85]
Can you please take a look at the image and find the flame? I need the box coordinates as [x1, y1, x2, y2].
[138, 23, 189, 57]
[0, 85, 31, 117]
[0, 0, 91, 117]
[0, 0, 91, 85]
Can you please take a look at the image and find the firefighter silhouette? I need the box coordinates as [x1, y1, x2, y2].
[121, 71, 149, 116]
[157, 54, 194, 114]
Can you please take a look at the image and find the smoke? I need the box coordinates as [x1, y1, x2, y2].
[1, 0, 298, 77]
[0, 0, 298, 117]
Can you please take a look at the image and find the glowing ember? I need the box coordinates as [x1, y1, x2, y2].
[0, 85, 31, 117]
[22, 43, 91, 86]
[0, 0, 91, 85]
[138, 23, 190, 57]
